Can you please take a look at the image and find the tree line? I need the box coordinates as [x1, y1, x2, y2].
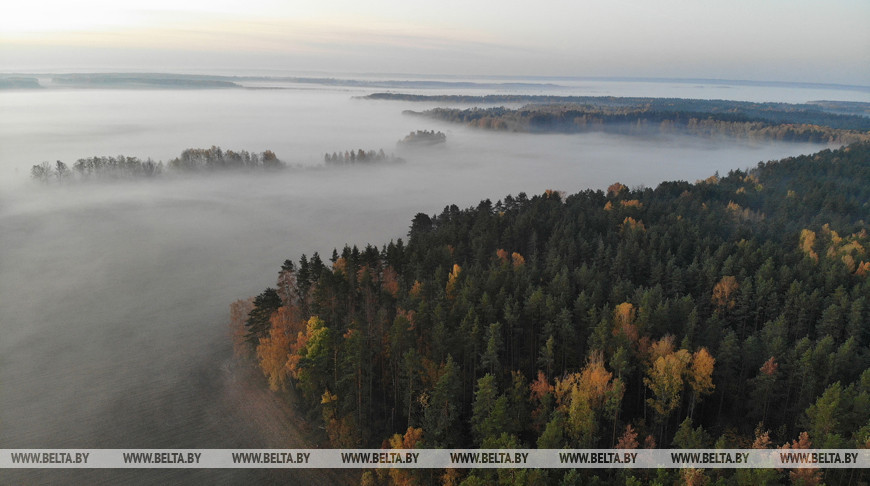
[410, 105, 870, 145]
[370, 93, 870, 131]
[398, 130, 447, 147]
[30, 141, 428, 184]
[232, 142, 869, 485]
[29, 146, 283, 183]
[325, 149, 403, 165]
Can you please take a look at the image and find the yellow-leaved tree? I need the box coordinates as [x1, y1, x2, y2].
[645, 348, 690, 416]
[380, 427, 424, 486]
[256, 306, 297, 390]
[554, 352, 624, 447]
[445, 264, 461, 300]
[711, 275, 739, 311]
[612, 302, 639, 343]
[687, 347, 715, 419]
[644, 339, 716, 440]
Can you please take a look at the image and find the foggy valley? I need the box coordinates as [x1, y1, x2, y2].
[1, 0, 868, 482]
[0, 80, 862, 483]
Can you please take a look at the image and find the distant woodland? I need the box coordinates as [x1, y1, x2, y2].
[29, 146, 283, 182]
[398, 130, 447, 147]
[414, 106, 870, 145]
[369, 94, 870, 145]
[0, 76, 41, 89]
[30, 140, 433, 183]
[325, 149, 403, 165]
[369, 93, 870, 123]
[51, 73, 241, 88]
[233, 143, 870, 485]
[3, 73, 559, 90]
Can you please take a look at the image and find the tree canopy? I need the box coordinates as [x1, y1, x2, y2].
[230, 142, 870, 485]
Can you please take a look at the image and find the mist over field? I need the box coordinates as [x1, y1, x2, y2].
[0, 83, 842, 482]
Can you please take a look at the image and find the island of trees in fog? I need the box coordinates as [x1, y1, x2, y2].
[397, 130, 447, 147]
[368, 93, 870, 145]
[29, 146, 282, 183]
[325, 149, 403, 165]
[367, 93, 870, 121]
[232, 142, 869, 485]
[30, 144, 413, 183]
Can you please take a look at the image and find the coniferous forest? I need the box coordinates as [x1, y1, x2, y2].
[231, 142, 870, 485]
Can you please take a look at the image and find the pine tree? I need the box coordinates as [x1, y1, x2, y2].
[245, 288, 282, 345]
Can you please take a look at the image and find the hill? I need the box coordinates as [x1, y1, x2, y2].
[233, 142, 870, 485]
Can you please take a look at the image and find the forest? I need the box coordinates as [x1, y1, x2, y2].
[231, 142, 870, 485]
[369, 93, 870, 130]
[368, 93, 870, 145]
[411, 106, 869, 145]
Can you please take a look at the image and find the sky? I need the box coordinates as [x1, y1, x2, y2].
[1, 0, 869, 84]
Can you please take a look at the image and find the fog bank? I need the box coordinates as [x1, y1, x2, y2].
[0, 84, 834, 482]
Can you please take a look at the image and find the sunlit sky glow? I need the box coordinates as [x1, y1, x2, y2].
[2, 0, 868, 84]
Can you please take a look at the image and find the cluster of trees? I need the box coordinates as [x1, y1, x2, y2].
[30, 142, 419, 184]
[29, 146, 282, 183]
[31, 157, 163, 182]
[414, 105, 870, 145]
[167, 146, 282, 171]
[807, 100, 870, 118]
[232, 143, 869, 485]
[325, 149, 403, 165]
[398, 130, 447, 147]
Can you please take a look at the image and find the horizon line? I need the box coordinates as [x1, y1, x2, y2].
[2, 71, 869, 92]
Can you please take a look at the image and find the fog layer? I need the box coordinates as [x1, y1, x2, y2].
[0, 84, 832, 482]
